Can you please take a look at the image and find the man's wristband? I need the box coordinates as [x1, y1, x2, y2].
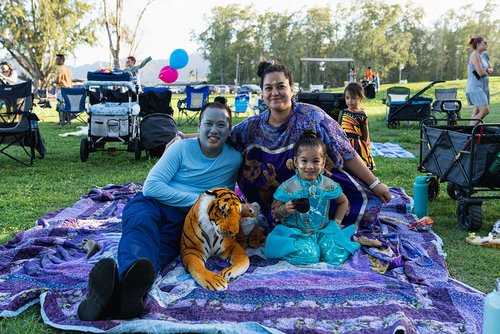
[369, 178, 381, 190]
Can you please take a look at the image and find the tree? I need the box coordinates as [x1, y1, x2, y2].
[102, 0, 154, 69]
[195, 5, 253, 84]
[193, 1, 498, 85]
[0, 0, 97, 90]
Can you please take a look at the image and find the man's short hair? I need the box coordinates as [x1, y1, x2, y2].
[127, 56, 136, 65]
[56, 54, 65, 61]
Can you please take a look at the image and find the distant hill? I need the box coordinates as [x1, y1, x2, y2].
[70, 53, 209, 85]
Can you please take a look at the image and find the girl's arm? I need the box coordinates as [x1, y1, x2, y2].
[471, 52, 489, 76]
[272, 199, 297, 221]
[360, 116, 369, 142]
[333, 193, 349, 228]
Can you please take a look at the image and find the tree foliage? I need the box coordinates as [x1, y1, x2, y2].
[0, 0, 97, 89]
[194, 0, 499, 86]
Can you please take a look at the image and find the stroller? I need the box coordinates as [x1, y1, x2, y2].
[138, 87, 177, 159]
[431, 88, 462, 126]
[362, 80, 376, 99]
[419, 121, 500, 231]
[81, 71, 141, 161]
[385, 80, 444, 128]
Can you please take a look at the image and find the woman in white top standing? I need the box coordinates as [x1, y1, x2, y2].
[0, 62, 18, 85]
[0, 62, 19, 116]
[465, 36, 493, 125]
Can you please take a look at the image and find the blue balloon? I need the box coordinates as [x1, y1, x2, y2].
[169, 49, 189, 70]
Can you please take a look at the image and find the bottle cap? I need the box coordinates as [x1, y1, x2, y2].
[415, 176, 428, 184]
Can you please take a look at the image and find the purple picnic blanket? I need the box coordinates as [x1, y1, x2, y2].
[0, 183, 484, 333]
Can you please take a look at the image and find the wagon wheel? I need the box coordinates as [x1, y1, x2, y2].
[447, 182, 465, 200]
[457, 199, 482, 231]
[428, 177, 440, 200]
[80, 138, 90, 162]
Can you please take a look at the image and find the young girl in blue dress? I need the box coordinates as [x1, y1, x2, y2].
[264, 131, 360, 265]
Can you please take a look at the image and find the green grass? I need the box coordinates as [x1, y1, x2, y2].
[0, 78, 499, 332]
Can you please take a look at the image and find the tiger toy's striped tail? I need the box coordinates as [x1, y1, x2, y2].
[180, 188, 250, 291]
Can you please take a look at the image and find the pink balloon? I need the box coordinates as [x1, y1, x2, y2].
[158, 65, 179, 83]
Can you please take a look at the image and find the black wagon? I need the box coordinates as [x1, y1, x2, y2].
[418, 121, 500, 230]
[385, 81, 444, 128]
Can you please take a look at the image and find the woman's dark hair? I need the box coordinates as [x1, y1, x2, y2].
[469, 36, 484, 50]
[0, 62, 14, 72]
[344, 82, 365, 99]
[256, 60, 294, 89]
[198, 96, 232, 124]
[293, 130, 326, 157]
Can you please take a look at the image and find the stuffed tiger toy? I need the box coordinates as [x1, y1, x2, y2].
[180, 188, 250, 291]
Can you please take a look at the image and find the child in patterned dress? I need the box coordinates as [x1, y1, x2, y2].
[339, 82, 376, 171]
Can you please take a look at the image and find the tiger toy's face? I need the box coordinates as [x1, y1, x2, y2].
[201, 188, 242, 238]
[181, 188, 250, 291]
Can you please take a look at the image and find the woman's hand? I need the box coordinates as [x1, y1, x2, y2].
[373, 182, 392, 204]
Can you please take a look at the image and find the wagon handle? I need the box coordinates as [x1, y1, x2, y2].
[409, 80, 445, 101]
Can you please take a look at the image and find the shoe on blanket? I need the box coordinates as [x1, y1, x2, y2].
[78, 258, 119, 321]
[119, 258, 155, 319]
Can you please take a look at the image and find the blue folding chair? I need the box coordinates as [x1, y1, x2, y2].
[176, 85, 209, 126]
[58, 87, 87, 125]
[143, 86, 169, 93]
[233, 93, 251, 117]
[252, 96, 268, 115]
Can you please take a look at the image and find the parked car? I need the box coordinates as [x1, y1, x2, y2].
[238, 84, 262, 94]
[217, 85, 230, 94]
[194, 84, 219, 94]
[230, 85, 240, 94]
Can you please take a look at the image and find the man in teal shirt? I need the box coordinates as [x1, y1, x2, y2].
[78, 97, 242, 321]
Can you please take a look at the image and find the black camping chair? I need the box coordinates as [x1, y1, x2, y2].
[0, 80, 46, 166]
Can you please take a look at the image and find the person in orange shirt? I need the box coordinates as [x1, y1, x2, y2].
[364, 67, 373, 81]
[54, 54, 73, 125]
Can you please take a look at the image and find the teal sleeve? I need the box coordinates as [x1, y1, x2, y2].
[273, 180, 295, 203]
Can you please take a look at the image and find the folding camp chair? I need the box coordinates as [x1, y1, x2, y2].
[58, 87, 88, 125]
[36, 87, 55, 108]
[431, 88, 462, 126]
[0, 80, 46, 166]
[252, 96, 268, 115]
[176, 85, 209, 126]
[233, 92, 251, 117]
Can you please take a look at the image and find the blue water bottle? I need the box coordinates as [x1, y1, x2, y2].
[483, 278, 500, 334]
[413, 176, 429, 218]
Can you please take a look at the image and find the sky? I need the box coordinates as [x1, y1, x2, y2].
[66, 0, 496, 66]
